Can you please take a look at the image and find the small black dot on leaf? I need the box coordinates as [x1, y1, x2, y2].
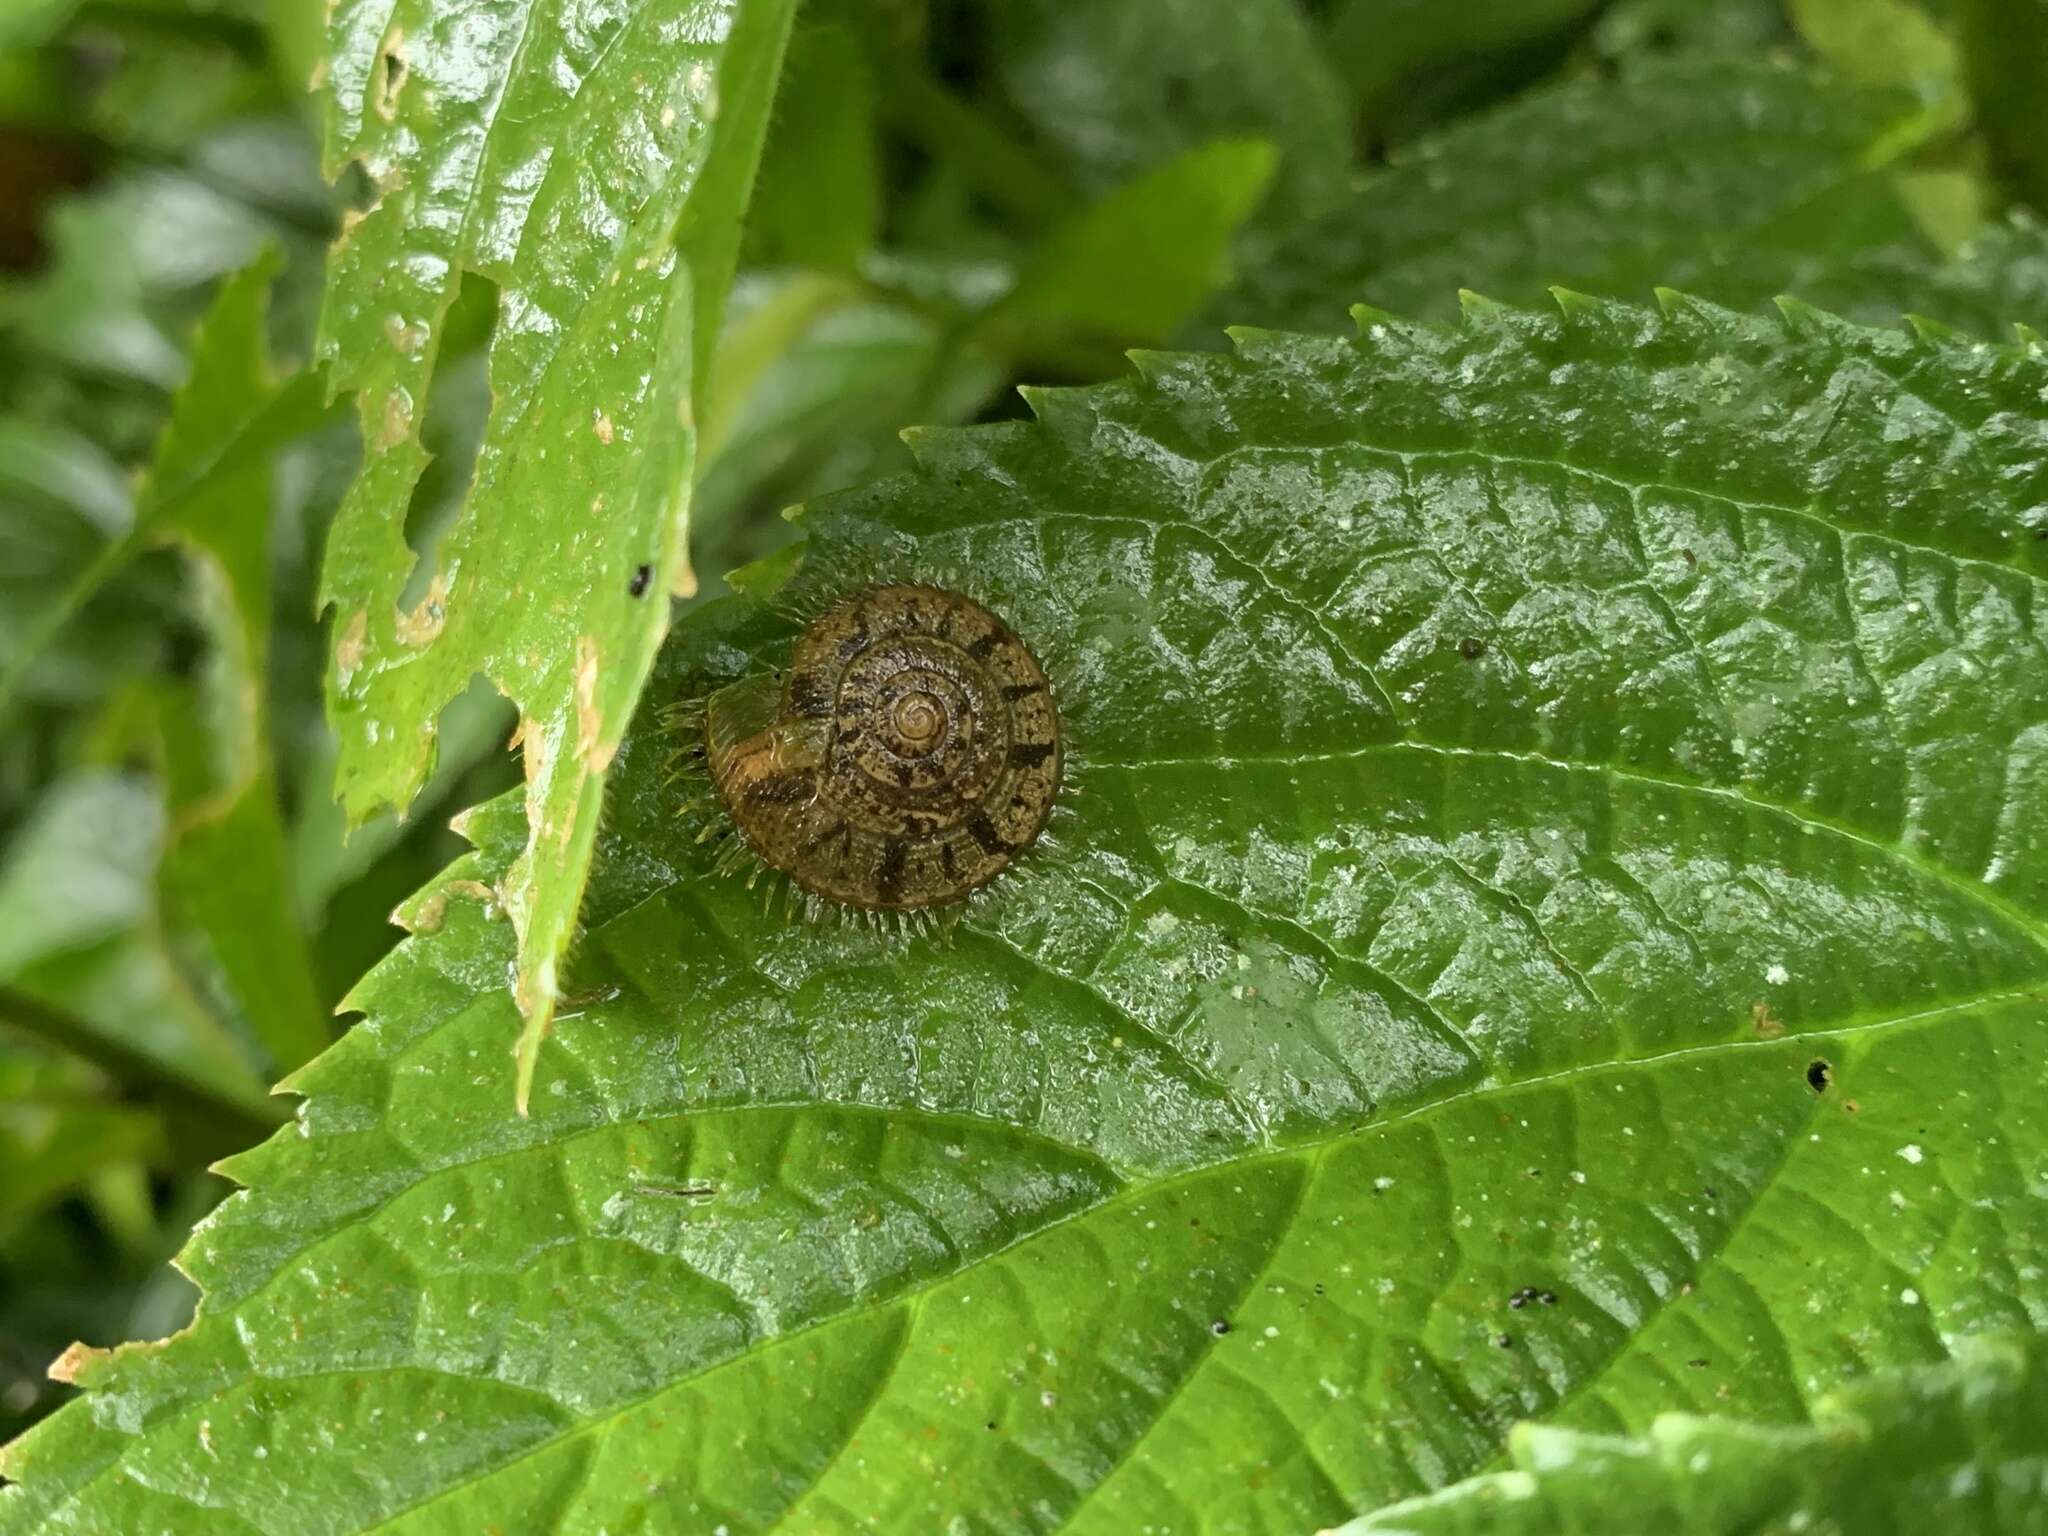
[1210, 1319, 1232, 1336]
[1458, 636, 1486, 659]
[1807, 1059, 1833, 1092]
[628, 564, 653, 597]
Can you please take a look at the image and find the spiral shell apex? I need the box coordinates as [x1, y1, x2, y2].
[703, 584, 1063, 911]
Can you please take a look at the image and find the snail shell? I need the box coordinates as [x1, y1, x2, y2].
[703, 584, 1062, 911]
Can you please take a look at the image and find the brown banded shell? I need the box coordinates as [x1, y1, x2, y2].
[703, 584, 1062, 911]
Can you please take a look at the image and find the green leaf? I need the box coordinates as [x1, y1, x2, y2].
[142, 255, 332, 1075]
[994, 137, 1280, 346]
[692, 277, 1004, 584]
[6, 292, 2047, 1530]
[1323, 0, 1603, 139]
[1789, 0, 1964, 94]
[1, 257, 333, 1073]
[0, 1039, 162, 1240]
[0, 165, 278, 390]
[1955, 0, 2048, 211]
[742, 21, 881, 274]
[1591, 0, 1793, 59]
[1236, 58, 1969, 333]
[314, 0, 799, 1109]
[989, 0, 1351, 230]
[0, 424, 157, 726]
[1333, 1334, 2048, 1534]
[0, 774, 278, 1133]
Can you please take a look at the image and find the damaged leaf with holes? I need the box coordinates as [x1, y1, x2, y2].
[315, 0, 799, 1109]
[4, 289, 2045, 1532]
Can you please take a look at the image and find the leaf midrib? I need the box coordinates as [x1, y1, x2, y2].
[49, 987, 2035, 1534]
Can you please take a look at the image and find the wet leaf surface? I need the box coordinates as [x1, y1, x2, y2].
[5, 292, 2045, 1531]
[315, 0, 798, 1106]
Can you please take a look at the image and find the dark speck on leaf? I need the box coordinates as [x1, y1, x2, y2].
[1494, 1333, 1515, 1349]
[1210, 1319, 1231, 1336]
[1458, 636, 1486, 659]
[628, 564, 652, 597]
[1688, 1358, 1709, 1369]
[1807, 1059, 1833, 1093]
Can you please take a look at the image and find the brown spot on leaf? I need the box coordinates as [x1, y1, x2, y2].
[670, 552, 698, 600]
[377, 386, 414, 452]
[372, 30, 407, 122]
[336, 609, 369, 684]
[398, 878, 497, 935]
[575, 634, 610, 771]
[47, 1341, 111, 1386]
[1752, 1001, 1784, 1037]
[394, 571, 448, 646]
[383, 313, 429, 356]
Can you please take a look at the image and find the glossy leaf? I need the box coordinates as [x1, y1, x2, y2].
[1236, 58, 1973, 333]
[314, 0, 798, 1108]
[5, 290, 2045, 1530]
[1334, 1334, 2048, 1535]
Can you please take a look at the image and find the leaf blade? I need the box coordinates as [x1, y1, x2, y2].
[6, 293, 2047, 1531]
[313, 0, 799, 1110]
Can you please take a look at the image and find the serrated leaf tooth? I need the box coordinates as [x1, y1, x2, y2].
[1016, 382, 1097, 436]
[1905, 312, 1962, 345]
[1772, 293, 1832, 335]
[1459, 288, 1509, 322]
[1652, 286, 1689, 318]
[1349, 301, 1404, 335]
[1547, 285, 1604, 318]
[1124, 346, 1184, 381]
[900, 421, 1032, 478]
[1128, 345, 1242, 394]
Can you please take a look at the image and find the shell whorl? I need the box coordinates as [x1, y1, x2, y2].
[703, 584, 1062, 911]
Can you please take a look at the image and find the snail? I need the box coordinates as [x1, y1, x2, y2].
[700, 583, 1063, 913]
